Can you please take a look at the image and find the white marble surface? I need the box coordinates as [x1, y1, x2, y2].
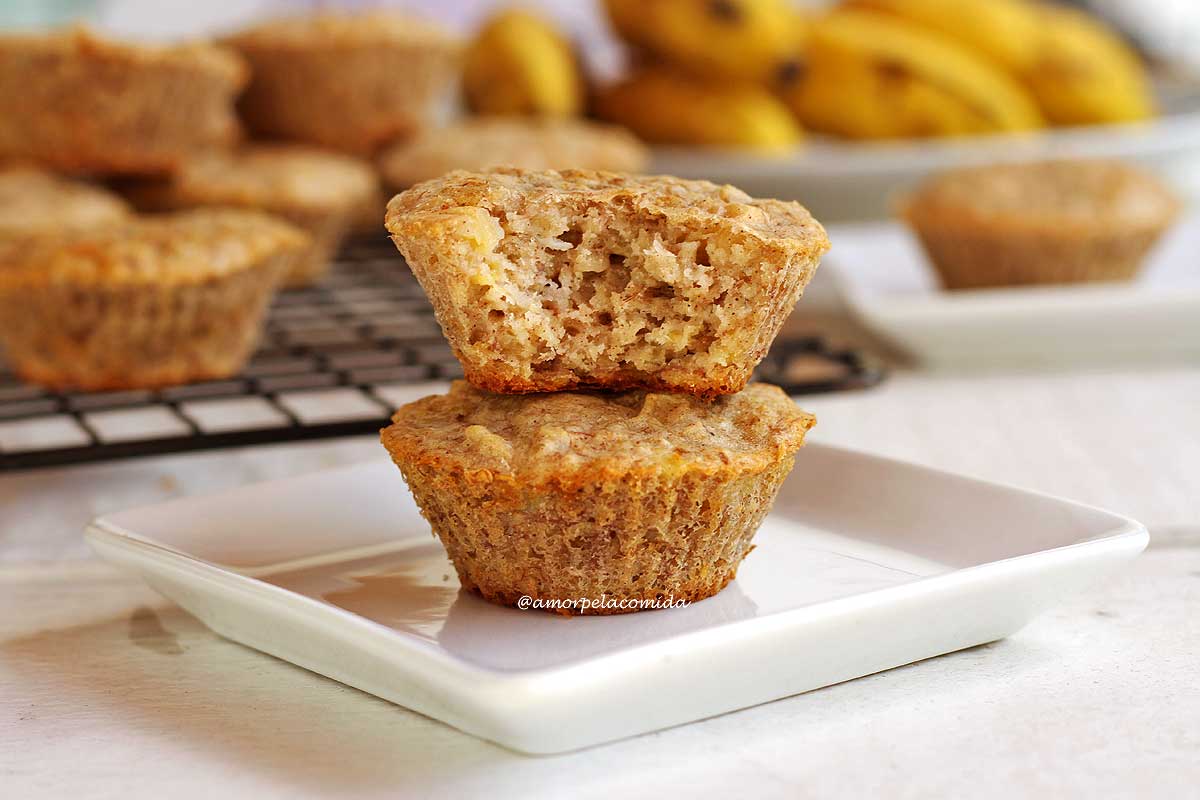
[1, 368, 1198, 797]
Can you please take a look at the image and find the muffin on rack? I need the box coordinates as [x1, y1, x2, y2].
[385, 168, 829, 398]
[0, 167, 131, 240]
[225, 13, 460, 154]
[382, 381, 814, 614]
[122, 145, 380, 286]
[378, 117, 648, 189]
[902, 160, 1180, 289]
[0, 209, 307, 391]
[0, 28, 246, 174]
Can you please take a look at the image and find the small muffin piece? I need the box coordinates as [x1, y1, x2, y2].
[0, 167, 131, 240]
[0, 209, 307, 391]
[378, 118, 649, 189]
[123, 145, 380, 286]
[225, 13, 460, 155]
[382, 381, 815, 614]
[386, 169, 829, 397]
[0, 27, 246, 174]
[902, 160, 1180, 289]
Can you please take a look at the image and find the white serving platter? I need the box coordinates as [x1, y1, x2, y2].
[651, 98, 1200, 222]
[85, 443, 1147, 755]
[826, 213, 1200, 369]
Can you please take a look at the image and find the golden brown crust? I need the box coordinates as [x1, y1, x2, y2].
[0, 208, 308, 289]
[381, 381, 813, 614]
[902, 160, 1180, 288]
[0, 27, 247, 174]
[378, 117, 649, 188]
[0, 167, 131, 239]
[386, 168, 829, 398]
[225, 13, 460, 154]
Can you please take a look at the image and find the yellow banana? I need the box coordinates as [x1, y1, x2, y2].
[594, 69, 801, 151]
[782, 10, 1043, 139]
[462, 10, 582, 116]
[602, 0, 805, 84]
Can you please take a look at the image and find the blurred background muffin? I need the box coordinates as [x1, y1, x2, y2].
[0, 167, 130, 241]
[120, 145, 380, 286]
[225, 13, 461, 155]
[0, 27, 246, 174]
[901, 160, 1180, 288]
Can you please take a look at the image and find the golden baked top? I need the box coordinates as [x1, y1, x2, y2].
[0, 26, 246, 84]
[903, 160, 1180, 230]
[226, 12, 457, 49]
[383, 381, 814, 481]
[387, 168, 829, 256]
[0, 168, 130, 238]
[379, 118, 649, 188]
[127, 145, 379, 213]
[0, 208, 307, 289]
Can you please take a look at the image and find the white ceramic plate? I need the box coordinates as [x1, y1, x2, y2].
[827, 213, 1200, 369]
[85, 444, 1147, 755]
[651, 96, 1200, 221]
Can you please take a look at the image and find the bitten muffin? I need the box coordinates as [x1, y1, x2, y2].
[902, 160, 1180, 289]
[382, 380, 815, 614]
[0, 209, 307, 390]
[0, 167, 131, 240]
[386, 168, 829, 398]
[225, 13, 460, 154]
[0, 27, 246, 175]
[122, 145, 380, 286]
[378, 117, 649, 189]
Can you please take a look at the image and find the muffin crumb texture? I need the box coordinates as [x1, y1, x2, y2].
[386, 168, 829, 397]
[382, 381, 815, 613]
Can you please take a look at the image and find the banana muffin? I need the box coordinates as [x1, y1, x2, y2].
[378, 117, 649, 189]
[382, 380, 815, 614]
[0, 27, 246, 174]
[0, 167, 131, 240]
[902, 160, 1180, 289]
[386, 169, 829, 398]
[0, 209, 307, 390]
[225, 13, 460, 154]
[123, 145, 380, 286]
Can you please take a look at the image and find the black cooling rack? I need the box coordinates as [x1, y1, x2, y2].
[0, 236, 883, 471]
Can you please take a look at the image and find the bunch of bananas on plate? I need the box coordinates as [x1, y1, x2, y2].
[461, 1, 1156, 151]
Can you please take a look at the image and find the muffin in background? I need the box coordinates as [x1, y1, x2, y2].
[0, 209, 307, 391]
[901, 160, 1180, 289]
[0, 28, 246, 175]
[225, 13, 460, 155]
[378, 117, 648, 189]
[122, 145, 380, 286]
[382, 381, 815, 614]
[386, 168, 829, 398]
[0, 167, 131, 240]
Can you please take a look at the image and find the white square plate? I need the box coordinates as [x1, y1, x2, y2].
[828, 214, 1200, 368]
[85, 443, 1147, 754]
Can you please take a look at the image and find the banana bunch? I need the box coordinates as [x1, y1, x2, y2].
[462, 10, 583, 117]
[595, 69, 801, 151]
[597, 0, 805, 149]
[843, 0, 1155, 127]
[782, 9, 1043, 139]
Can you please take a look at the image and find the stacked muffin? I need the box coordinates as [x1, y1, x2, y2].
[382, 168, 829, 614]
[0, 14, 460, 391]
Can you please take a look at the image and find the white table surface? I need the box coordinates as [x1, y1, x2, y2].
[2, 367, 1199, 798]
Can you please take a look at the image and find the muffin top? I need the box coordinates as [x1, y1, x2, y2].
[387, 168, 829, 257]
[0, 168, 130, 238]
[903, 160, 1180, 230]
[0, 26, 247, 85]
[126, 145, 379, 214]
[379, 118, 649, 188]
[0, 208, 307, 289]
[225, 12, 457, 49]
[383, 381, 814, 481]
